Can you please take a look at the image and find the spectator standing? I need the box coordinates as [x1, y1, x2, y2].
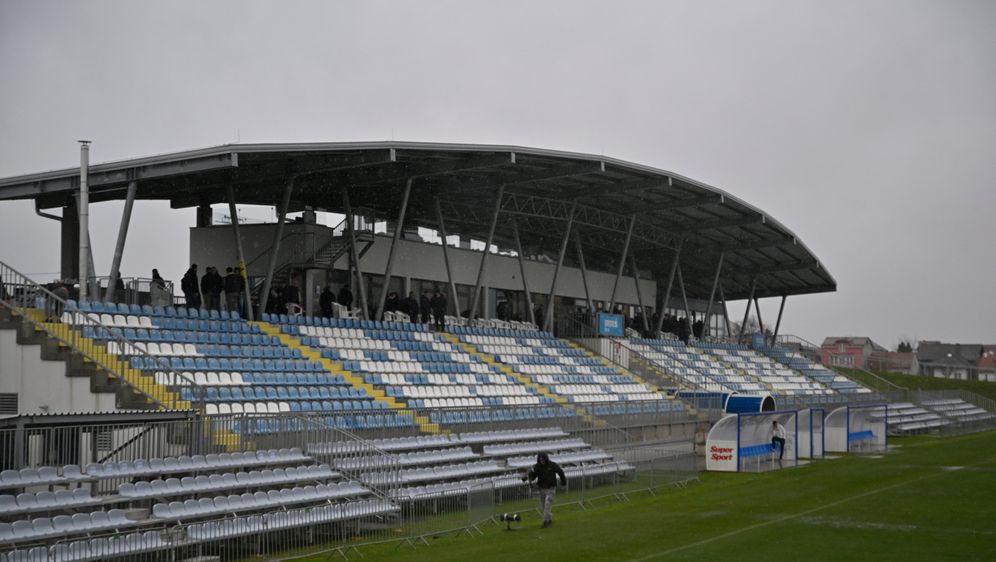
[283, 280, 302, 316]
[181, 265, 201, 309]
[419, 291, 431, 324]
[384, 291, 399, 315]
[201, 267, 223, 310]
[46, 281, 70, 321]
[693, 317, 704, 339]
[677, 316, 690, 344]
[337, 285, 353, 309]
[430, 289, 446, 331]
[266, 287, 284, 315]
[112, 274, 126, 304]
[150, 269, 169, 307]
[223, 267, 242, 313]
[320, 285, 336, 318]
[496, 300, 509, 322]
[404, 291, 419, 323]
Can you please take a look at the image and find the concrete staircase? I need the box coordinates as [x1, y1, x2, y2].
[0, 306, 177, 410]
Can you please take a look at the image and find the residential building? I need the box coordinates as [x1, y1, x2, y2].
[821, 337, 886, 369]
[914, 341, 984, 380]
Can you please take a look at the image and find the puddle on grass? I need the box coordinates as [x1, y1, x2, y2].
[799, 516, 917, 532]
[941, 466, 965, 471]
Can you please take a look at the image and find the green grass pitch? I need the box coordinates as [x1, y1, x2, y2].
[293, 430, 996, 561]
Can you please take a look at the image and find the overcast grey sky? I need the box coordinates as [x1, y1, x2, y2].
[1, 0, 994, 348]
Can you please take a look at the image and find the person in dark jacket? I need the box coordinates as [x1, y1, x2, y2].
[337, 285, 353, 309]
[429, 290, 446, 331]
[223, 267, 242, 313]
[522, 452, 567, 528]
[201, 267, 224, 310]
[283, 280, 301, 315]
[266, 287, 284, 315]
[319, 285, 336, 318]
[181, 265, 200, 309]
[384, 292, 399, 315]
[677, 316, 690, 344]
[419, 291, 431, 324]
[404, 291, 419, 323]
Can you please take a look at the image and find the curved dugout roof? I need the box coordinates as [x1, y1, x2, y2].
[0, 142, 836, 301]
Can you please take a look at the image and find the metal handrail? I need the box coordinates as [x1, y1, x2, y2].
[0, 260, 198, 410]
[620, 339, 727, 393]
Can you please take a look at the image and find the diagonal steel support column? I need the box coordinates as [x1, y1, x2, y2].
[770, 295, 787, 347]
[104, 181, 137, 303]
[608, 215, 636, 312]
[512, 220, 535, 327]
[435, 198, 461, 318]
[738, 278, 757, 344]
[574, 234, 593, 312]
[719, 284, 732, 338]
[753, 295, 765, 339]
[258, 177, 296, 316]
[86, 242, 98, 302]
[226, 185, 254, 321]
[375, 178, 413, 320]
[543, 201, 578, 332]
[344, 189, 370, 320]
[677, 264, 693, 333]
[654, 241, 683, 336]
[630, 254, 650, 333]
[469, 185, 504, 320]
[702, 252, 725, 337]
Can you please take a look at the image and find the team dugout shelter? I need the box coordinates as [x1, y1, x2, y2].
[0, 142, 837, 334]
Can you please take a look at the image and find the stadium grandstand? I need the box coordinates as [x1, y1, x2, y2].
[0, 142, 993, 560]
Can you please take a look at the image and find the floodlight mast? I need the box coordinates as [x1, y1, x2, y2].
[78, 140, 91, 301]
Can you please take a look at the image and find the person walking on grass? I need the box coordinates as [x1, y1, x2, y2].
[522, 452, 567, 528]
[771, 420, 787, 460]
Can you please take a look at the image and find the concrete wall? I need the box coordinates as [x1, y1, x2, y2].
[346, 235, 656, 305]
[0, 329, 118, 414]
[190, 223, 333, 277]
[190, 224, 657, 309]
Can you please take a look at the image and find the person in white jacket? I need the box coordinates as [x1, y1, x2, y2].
[771, 421, 787, 460]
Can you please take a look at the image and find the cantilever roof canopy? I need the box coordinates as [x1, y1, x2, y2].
[0, 141, 835, 300]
